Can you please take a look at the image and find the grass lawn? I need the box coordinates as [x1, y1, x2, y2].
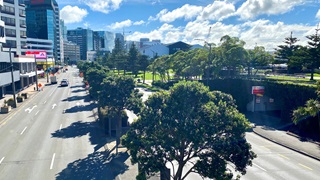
[264, 74, 317, 86]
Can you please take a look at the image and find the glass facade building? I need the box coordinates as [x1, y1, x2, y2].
[25, 0, 60, 63]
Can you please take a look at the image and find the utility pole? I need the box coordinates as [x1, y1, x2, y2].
[34, 53, 39, 91]
[9, 47, 17, 108]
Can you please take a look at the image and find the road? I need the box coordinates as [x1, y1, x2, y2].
[0, 67, 114, 180]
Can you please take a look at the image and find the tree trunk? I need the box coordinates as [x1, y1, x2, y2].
[143, 70, 146, 84]
[310, 68, 314, 80]
[116, 109, 122, 154]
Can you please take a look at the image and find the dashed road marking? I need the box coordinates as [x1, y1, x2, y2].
[298, 163, 313, 170]
[50, 153, 56, 170]
[253, 163, 267, 172]
[20, 126, 27, 135]
[278, 154, 290, 160]
[0, 157, 4, 164]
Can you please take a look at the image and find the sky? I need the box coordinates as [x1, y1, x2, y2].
[56, 0, 320, 51]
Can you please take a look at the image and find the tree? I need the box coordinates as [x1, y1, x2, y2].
[219, 35, 248, 77]
[110, 38, 128, 75]
[275, 32, 300, 73]
[292, 81, 320, 138]
[86, 66, 110, 100]
[138, 54, 150, 84]
[128, 43, 140, 77]
[247, 46, 273, 76]
[305, 26, 320, 80]
[99, 75, 143, 154]
[122, 81, 256, 180]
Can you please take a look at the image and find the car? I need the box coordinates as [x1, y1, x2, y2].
[60, 79, 69, 87]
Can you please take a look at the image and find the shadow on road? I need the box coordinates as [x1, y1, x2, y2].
[55, 151, 129, 180]
[64, 103, 96, 113]
[52, 120, 130, 180]
[61, 95, 87, 102]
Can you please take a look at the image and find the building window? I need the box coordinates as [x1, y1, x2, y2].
[19, 9, 26, 17]
[5, 28, 16, 37]
[0, 26, 5, 38]
[1, 5, 15, 15]
[1, 16, 15, 26]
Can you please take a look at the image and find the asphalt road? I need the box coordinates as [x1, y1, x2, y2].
[0, 67, 113, 180]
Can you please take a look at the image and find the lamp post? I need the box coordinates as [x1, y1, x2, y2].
[34, 53, 39, 91]
[9, 47, 17, 108]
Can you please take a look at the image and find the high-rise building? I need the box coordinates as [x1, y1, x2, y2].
[1, 0, 27, 54]
[93, 31, 115, 52]
[25, 0, 61, 64]
[67, 27, 93, 61]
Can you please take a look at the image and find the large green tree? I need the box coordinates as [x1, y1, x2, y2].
[247, 46, 273, 76]
[122, 81, 255, 180]
[128, 43, 140, 77]
[219, 35, 248, 77]
[305, 27, 320, 80]
[99, 75, 142, 153]
[275, 32, 300, 73]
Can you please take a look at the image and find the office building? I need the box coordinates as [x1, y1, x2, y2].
[63, 40, 80, 65]
[25, 0, 61, 64]
[67, 27, 93, 61]
[93, 31, 114, 52]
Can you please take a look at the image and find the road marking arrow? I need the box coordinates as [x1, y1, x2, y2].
[25, 105, 37, 113]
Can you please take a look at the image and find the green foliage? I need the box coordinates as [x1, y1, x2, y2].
[122, 81, 255, 179]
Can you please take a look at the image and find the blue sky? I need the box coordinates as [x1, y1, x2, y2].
[56, 0, 320, 51]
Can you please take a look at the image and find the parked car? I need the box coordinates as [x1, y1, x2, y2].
[60, 79, 69, 87]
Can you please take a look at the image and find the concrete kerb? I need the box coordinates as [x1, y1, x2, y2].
[252, 128, 320, 161]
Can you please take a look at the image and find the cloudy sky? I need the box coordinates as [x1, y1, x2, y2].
[57, 0, 320, 51]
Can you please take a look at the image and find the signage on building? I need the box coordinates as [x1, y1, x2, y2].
[252, 86, 265, 95]
[26, 51, 47, 59]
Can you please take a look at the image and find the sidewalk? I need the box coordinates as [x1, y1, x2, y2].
[0, 77, 48, 122]
[246, 112, 320, 161]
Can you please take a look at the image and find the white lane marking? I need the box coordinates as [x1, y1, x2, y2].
[44, 100, 47, 104]
[49, 90, 55, 97]
[20, 126, 28, 135]
[25, 105, 37, 113]
[35, 110, 40, 116]
[59, 124, 62, 131]
[0, 157, 5, 164]
[50, 153, 56, 170]
[52, 104, 57, 109]
[253, 163, 267, 172]
[76, 102, 80, 107]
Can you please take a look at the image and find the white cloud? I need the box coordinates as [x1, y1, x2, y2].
[108, 19, 132, 30]
[197, 1, 236, 21]
[60, 6, 88, 24]
[236, 0, 305, 20]
[107, 19, 145, 30]
[316, 9, 320, 19]
[148, 9, 169, 21]
[159, 4, 203, 23]
[239, 20, 312, 50]
[80, 0, 123, 14]
[133, 20, 145, 25]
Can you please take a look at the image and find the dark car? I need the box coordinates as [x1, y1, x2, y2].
[60, 79, 69, 87]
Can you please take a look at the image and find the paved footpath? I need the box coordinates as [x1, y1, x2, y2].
[0, 77, 48, 122]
